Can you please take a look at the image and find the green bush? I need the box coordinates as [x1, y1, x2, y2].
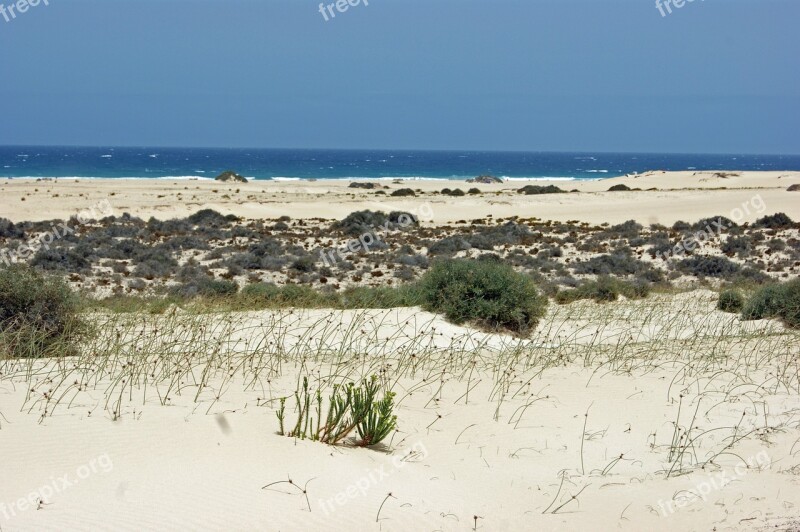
[0, 265, 85, 359]
[717, 289, 744, 313]
[741, 279, 800, 328]
[418, 258, 547, 334]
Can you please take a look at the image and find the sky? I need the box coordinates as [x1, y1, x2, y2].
[0, 0, 798, 154]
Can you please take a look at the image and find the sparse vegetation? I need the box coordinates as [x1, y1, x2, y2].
[717, 289, 744, 313]
[0, 264, 86, 359]
[555, 276, 650, 304]
[740, 279, 800, 328]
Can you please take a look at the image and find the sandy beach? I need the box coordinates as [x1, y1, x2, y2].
[2, 171, 799, 225]
[1, 171, 799, 531]
[5, 1, 799, 529]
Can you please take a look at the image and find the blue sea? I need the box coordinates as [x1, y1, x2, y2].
[1, 146, 799, 181]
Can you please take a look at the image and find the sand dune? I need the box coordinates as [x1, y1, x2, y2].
[2, 293, 799, 531]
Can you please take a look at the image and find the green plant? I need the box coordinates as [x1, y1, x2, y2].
[418, 258, 547, 335]
[278, 376, 397, 447]
[741, 279, 800, 328]
[717, 289, 744, 313]
[0, 264, 86, 359]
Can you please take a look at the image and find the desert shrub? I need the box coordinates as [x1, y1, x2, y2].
[170, 277, 238, 299]
[388, 211, 418, 226]
[717, 289, 745, 313]
[467, 222, 532, 250]
[517, 185, 566, 195]
[161, 235, 211, 251]
[30, 247, 92, 273]
[753, 212, 794, 229]
[396, 252, 428, 268]
[572, 252, 650, 276]
[555, 276, 649, 304]
[675, 256, 740, 278]
[187, 209, 234, 226]
[390, 188, 416, 197]
[418, 259, 547, 334]
[731, 267, 769, 284]
[0, 218, 24, 239]
[428, 236, 472, 255]
[721, 236, 752, 256]
[766, 239, 786, 252]
[175, 260, 211, 282]
[468, 188, 481, 195]
[105, 238, 149, 260]
[692, 216, 737, 232]
[393, 267, 415, 281]
[441, 188, 466, 196]
[239, 283, 329, 307]
[608, 184, 631, 192]
[740, 279, 800, 327]
[602, 220, 642, 240]
[128, 278, 146, 291]
[133, 249, 179, 279]
[672, 220, 691, 231]
[334, 210, 387, 236]
[0, 265, 85, 359]
[290, 256, 316, 272]
[240, 282, 282, 301]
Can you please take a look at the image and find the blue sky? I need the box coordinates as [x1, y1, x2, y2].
[0, 0, 797, 153]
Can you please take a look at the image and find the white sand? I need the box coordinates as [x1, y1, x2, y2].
[1, 294, 799, 531]
[2, 170, 799, 225]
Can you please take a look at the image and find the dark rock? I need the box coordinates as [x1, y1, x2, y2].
[467, 175, 503, 184]
[517, 185, 566, 195]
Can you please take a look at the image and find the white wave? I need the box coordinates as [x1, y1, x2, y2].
[101, 155, 113, 158]
[585, 170, 608, 173]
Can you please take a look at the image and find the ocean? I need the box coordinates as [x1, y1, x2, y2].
[1, 146, 799, 181]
